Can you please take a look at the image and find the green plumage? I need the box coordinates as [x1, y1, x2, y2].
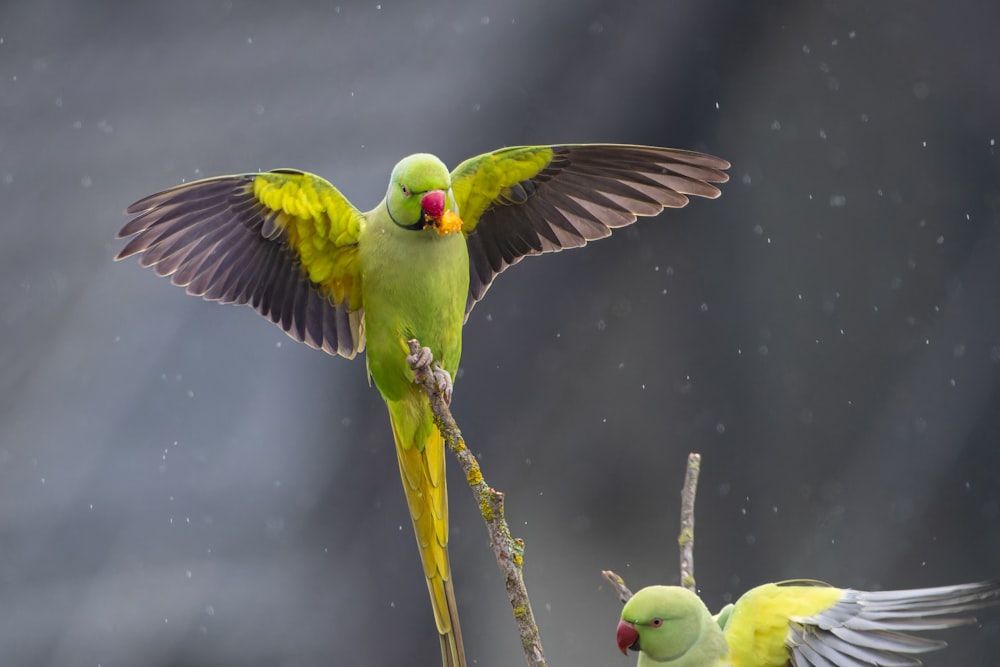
[117, 143, 730, 667]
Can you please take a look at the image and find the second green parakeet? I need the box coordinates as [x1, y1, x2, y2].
[617, 580, 1000, 666]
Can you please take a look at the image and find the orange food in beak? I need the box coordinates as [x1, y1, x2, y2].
[435, 210, 463, 235]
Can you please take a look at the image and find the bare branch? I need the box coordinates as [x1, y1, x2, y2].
[678, 452, 701, 593]
[407, 339, 547, 667]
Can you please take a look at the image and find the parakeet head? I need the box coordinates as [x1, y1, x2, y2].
[617, 586, 723, 666]
[386, 153, 461, 234]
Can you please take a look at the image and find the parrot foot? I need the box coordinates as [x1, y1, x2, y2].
[405, 343, 453, 405]
[432, 366, 453, 406]
[406, 344, 435, 372]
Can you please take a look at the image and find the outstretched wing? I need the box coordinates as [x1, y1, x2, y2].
[784, 581, 1000, 667]
[449, 144, 730, 316]
[117, 169, 366, 358]
[724, 580, 1000, 667]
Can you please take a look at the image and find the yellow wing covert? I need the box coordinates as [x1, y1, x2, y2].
[117, 169, 366, 358]
[723, 581, 841, 667]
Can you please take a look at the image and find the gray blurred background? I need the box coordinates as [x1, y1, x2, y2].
[2, 0, 999, 665]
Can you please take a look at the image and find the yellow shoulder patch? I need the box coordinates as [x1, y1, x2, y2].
[252, 171, 364, 309]
[724, 583, 842, 667]
[450, 146, 554, 232]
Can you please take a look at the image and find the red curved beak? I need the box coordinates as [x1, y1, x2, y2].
[420, 190, 446, 220]
[616, 619, 639, 655]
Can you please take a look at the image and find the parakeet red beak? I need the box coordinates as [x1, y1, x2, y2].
[420, 190, 446, 220]
[420, 189, 463, 235]
[616, 620, 639, 654]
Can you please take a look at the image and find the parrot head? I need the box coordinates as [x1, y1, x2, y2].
[617, 586, 725, 666]
[386, 153, 462, 235]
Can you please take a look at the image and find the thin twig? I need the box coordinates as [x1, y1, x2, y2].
[407, 339, 546, 667]
[678, 452, 701, 593]
[601, 570, 634, 604]
[604, 453, 703, 604]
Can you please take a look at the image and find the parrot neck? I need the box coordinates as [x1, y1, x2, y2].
[386, 200, 425, 230]
[369, 200, 432, 237]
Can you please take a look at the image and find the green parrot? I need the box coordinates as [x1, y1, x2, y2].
[616, 580, 1000, 666]
[116, 144, 729, 666]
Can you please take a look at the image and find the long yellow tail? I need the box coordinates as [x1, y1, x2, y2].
[387, 392, 466, 667]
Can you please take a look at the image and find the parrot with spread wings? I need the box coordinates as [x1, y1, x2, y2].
[617, 580, 1000, 666]
[117, 144, 730, 666]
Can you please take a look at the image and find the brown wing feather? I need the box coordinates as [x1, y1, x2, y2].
[463, 145, 729, 316]
[117, 174, 364, 359]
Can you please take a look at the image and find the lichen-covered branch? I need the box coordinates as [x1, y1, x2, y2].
[407, 339, 546, 667]
[678, 452, 701, 593]
[604, 452, 703, 604]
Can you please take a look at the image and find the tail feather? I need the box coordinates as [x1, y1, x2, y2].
[439, 576, 465, 667]
[388, 395, 466, 667]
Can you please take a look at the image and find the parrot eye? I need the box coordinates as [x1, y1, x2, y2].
[400, 184, 411, 197]
[650, 618, 663, 628]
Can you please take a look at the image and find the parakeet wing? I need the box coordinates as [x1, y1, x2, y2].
[117, 169, 366, 358]
[449, 144, 730, 316]
[783, 580, 1000, 667]
[723, 580, 1000, 667]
